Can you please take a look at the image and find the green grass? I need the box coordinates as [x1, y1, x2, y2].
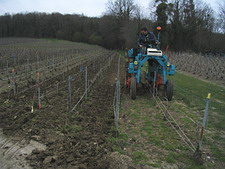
[169, 72, 225, 166]
[109, 70, 225, 168]
[132, 151, 148, 163]
[165, 152, 178, 164]
[115, 92, 185, 167]
[170, 72, 225, 129]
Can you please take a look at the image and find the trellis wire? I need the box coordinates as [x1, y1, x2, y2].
[148, 85, 196, 152]
[70, 55, 114, 113]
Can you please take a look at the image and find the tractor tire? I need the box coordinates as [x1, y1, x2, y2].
[130, 77, 136, 100]
[164, 80, 173, 101]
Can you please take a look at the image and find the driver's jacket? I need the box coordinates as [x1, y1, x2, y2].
[137, 32, 156, 47]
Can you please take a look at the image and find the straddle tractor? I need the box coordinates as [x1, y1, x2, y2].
[126, 27, 176, 100]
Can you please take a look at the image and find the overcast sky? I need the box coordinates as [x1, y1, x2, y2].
[0, 0, 218, 17]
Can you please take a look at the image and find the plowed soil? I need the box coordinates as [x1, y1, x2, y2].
[0, 56, 120, 169]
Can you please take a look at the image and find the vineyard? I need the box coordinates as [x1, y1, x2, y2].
[170, 52, 225, 85]
[0, 38, 120, 168]
[0, 38, 225, 169]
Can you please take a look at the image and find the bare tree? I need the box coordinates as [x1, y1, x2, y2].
[133, 4, 142, 20]
[106, 0, 135, 20]
[218, 0, 225, 33]
[148, 0, 157, 21]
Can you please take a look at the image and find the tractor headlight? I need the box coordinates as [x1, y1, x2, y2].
[134, 61, 138, 65]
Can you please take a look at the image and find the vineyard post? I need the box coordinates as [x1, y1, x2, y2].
[108, 58, 111, 67]
[195, 93, 211, 162]
[57, 82, 59, 95]
[35, 55, 38, 69]
[37, 54, 40, 68]
[30, 59, 33, 71]
[26, 58, 29, 79]
[6, 60, 9, 82]
[53, 55, 55, 75]
[66, 57, 68, 74]
[45, 55, 47, 67]
[85, 66, 88, 99]
[6, 60, 8, 71]
[100, 65, 103, 80]
[199, 93, 211, 149]
[37, 72, 42, 109]
[113, 56, 121, 132]
[12, 68, 17, 97]
[53, 55, 55, 67]
[47, 56, 49, 68]
[29, 61, 32, 79]
[13, 55, 16, 67]
[67, 76, 72, 110]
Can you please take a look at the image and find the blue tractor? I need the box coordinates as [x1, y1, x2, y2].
[126, 27, 176, 100]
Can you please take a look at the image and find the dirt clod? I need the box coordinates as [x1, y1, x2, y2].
[98, 152, 135, 169]
[43, 156, 57, 165]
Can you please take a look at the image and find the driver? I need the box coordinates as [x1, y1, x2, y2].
[138, 27, 156, 48]
[137, 27, 157, 85]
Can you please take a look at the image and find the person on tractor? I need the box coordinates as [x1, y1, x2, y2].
[137, 27, 157, 85]
[137, 27, 157, 50]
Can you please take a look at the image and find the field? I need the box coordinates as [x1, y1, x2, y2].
[0, 38, 225, 169]
[0, 38, 119, 168]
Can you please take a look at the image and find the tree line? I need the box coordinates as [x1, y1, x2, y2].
[0, 0, 225, 54]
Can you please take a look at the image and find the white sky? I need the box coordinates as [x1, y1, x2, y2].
[0, 0, 219, 17]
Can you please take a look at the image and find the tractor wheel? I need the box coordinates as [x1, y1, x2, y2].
[164, 80, 173, 101]
[130, 77, 136, 100]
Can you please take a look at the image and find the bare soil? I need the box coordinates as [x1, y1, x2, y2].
[0, 56, 121, 168]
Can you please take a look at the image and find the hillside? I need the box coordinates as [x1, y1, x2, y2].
[0, 38, 224, 169]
